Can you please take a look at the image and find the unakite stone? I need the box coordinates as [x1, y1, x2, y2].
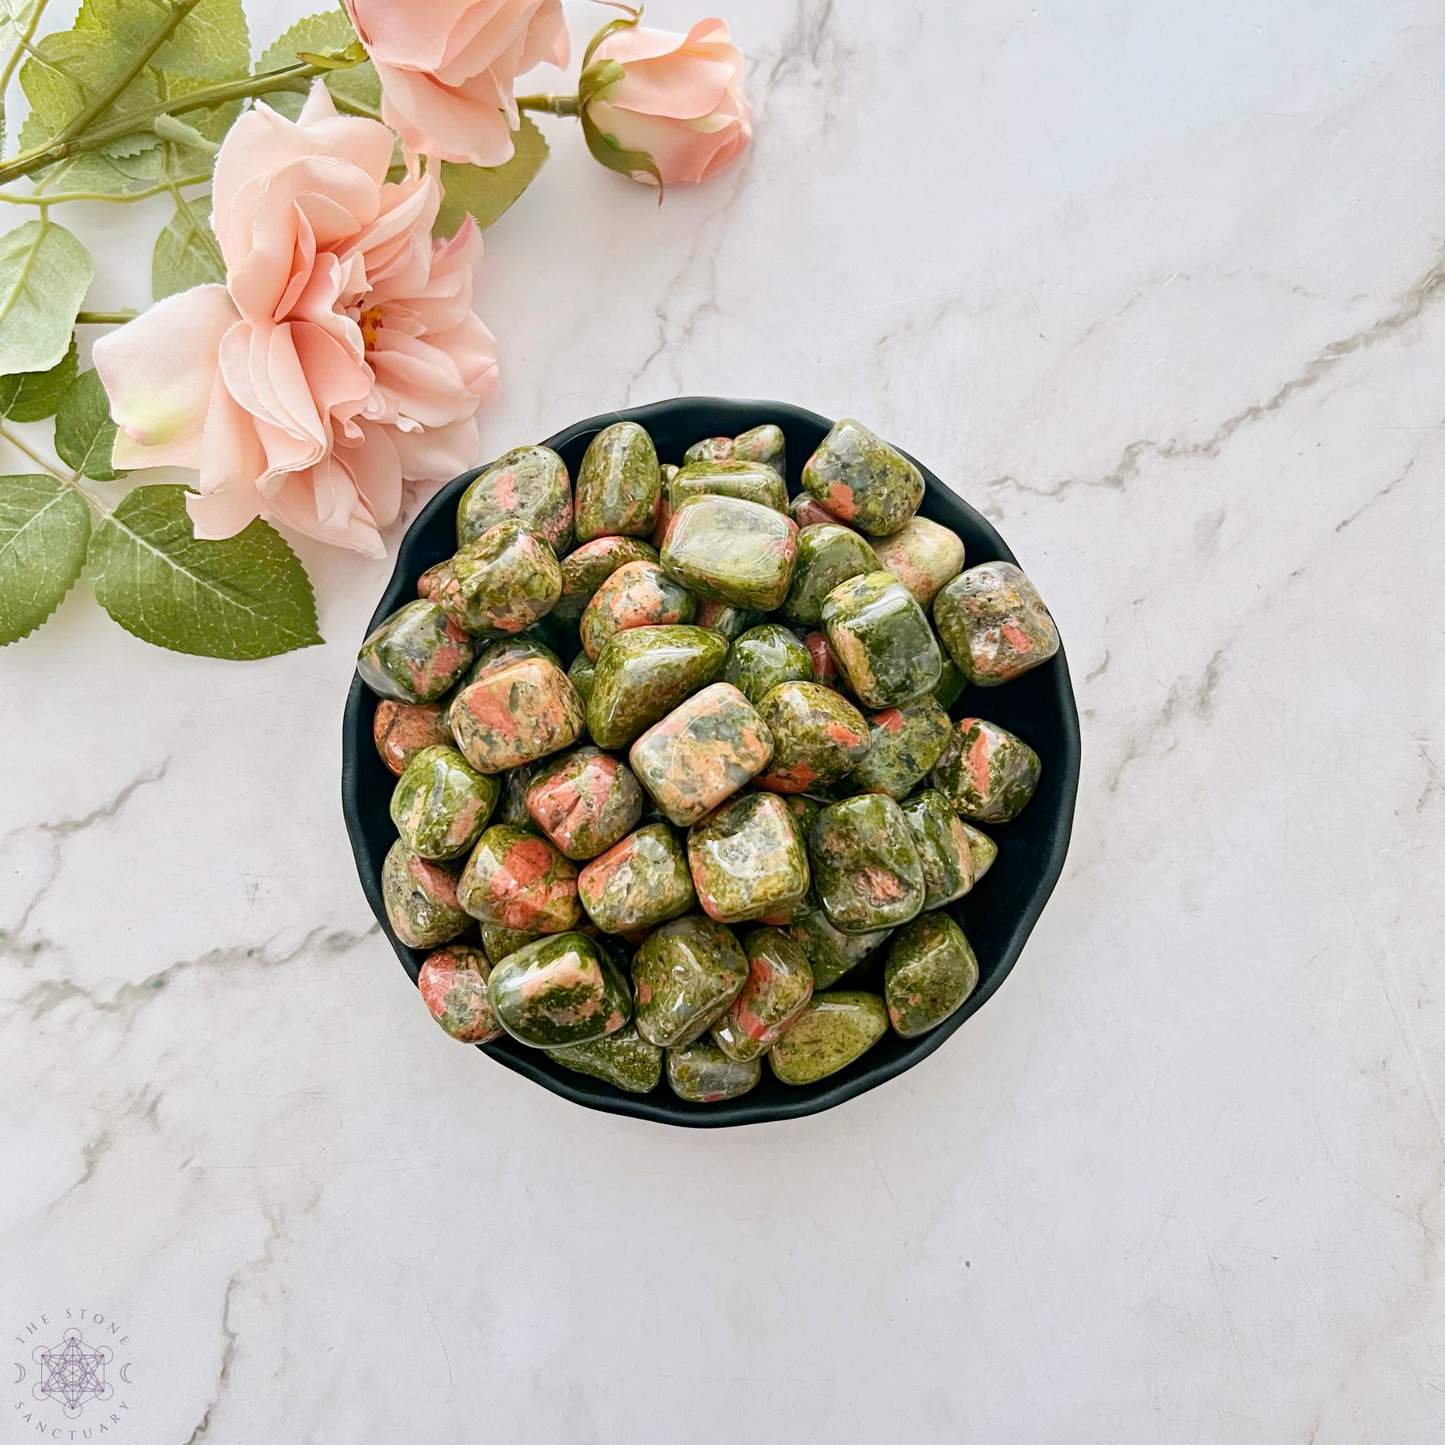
[579, 559, 696, 661]
[632, 913, 748, 1048]
[756, 877, 816, 928]
[488, 932, 631, 1047]
[688, 791, 810, 925]
[753, 681, 869, 793]
[933, 653, 967, 711]
[417, 944, 503, 1043]
[961, 820, 998, 881]
[783, 523, 878, 627]
[790, 907, 891, 989]
[666, 459, 787, 514]
[357, 599, 475, 704]
[722, 623, 814, 707]
[629, 683, 774, 826]
[390, 745, 500, 860]
[545, 1023, 663, 1093]
[577, 823, 695, 933]
[587, 624, 729, 750]
[851, 696, 954, 799]
[566, 653, 596, 708]
[712, 927, 814, 1061]
[871, 516, 964, 607]
[898, 789, 975, 908]
[661, 494, 798, 611]
[456, 445, 573, 553]
[803, 630, 851, 697]
[373, 699, 453, 776]
[667, 1039, 761, 1102]
[790, 493, 842, 529]
[447, 655, 584, 772]
[575, 421, 661, 541]
[458, 826, 581, 933]
[465, 631, 563, 684]
[931, 717, 1042, 823]
[555, 536, 658, 621]
[381, 839, 469, 948]
[696, 600, 765, 641]
[684, 423, 785, 479]
[884, 913, 979, 1037]
[822, 570, 942, 708]
[801, 418, 924, 537]
[436, 521, 562, 636]
[933, 561, 1060, 687]
[768, 992, 889, 1084]
[480, 923, 539, 966]
[810, 794, 925, 933]
[524, 747, 644, 860]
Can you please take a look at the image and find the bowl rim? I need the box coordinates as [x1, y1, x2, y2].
[341, 396, 1082, 1127]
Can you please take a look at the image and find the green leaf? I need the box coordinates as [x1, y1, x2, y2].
[89, 484, 322, 659]
[0, 221, 95, 377]
[0, 473, 91, 645]
[55, 369, 122, 480]
[151, 0, 250, 81]
[580, 112, 663, 194]
[433, 119, 550, 236]
[0, 341, 78, 423]
[152, 195, 224, 298]
[260, 8, 379, 120]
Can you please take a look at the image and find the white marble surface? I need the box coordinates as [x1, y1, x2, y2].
[2, 1, 1442, 1440]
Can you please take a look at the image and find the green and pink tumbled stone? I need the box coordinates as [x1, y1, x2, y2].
[870, 516, 964, 608]
[487, 932, 631, 1047]
[574, 421, 662, 541]
[417, 944, 503, 1043]
[576, 822, 696, 934]
[661, 494, 799, 611]
[524, 746, 644, 861]
[851, 696, 954, 800]
[373, 699, 454, 776]
[800, 417, 924, 537]
[768, 992, 890, 1084]
[458, 825, 581, 933]
[931, 716, 1042, 823]
[579, 559, 696, 661]
[822, 570, 943, 708]
[381, 839, 469, 948]
[712, 926, 814, 1062]
[632, 913, 749, 1048]
[666, 1039, 761, 1102]
[390, 744, 499, 860]
[753, 681, 869, 794]
[436, 520, 562, 636]
[884, 912, 979, 1038]
[456, 445, 573, 553]
[447, 655, 584, 773]
[357, 599, 475, 704]
[554, 535, 659, 621]
[809, 794, 926, 933]
[933, 561, 1060, 687]
[688, 791, 811, 926]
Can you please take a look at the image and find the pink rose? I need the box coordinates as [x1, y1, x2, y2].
[94, 83, 498, 557]
[344, 0, 569, 167]
[584, 18, 750, 186]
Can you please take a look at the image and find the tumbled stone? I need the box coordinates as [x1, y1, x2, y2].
[783, 523, 878, 627]
[961, 820, 998, 881]
[789, 493, 843, 529]
[488, 932, 630, 1047]
[721, 624, 814, 707]
[390, 745, 500, 860]
[667, 459, 787, 515]
[456, 445, 573, 553]
[448, 656, 583, 774]
[629, 683, 774, 826]
[358, 599, 475, 704]
[567, 652, 595, 709]
[575, 421, 661, 540]
[458, 826, 581, 932]
[381, 839, 469, 948]
[684, 423, 785, 479]
[696, 600, 765, 641]
[417, 944, 503, 1043]
[587, 624, 729, 750]
[554, 536, 659, 621]
[661, 494, 798, 611]
[436, 521, 562, 636]
[768, 992, 889, 1084]
[667, 1039, 761, 1102]
[933, 653, 967, 711]
[524, 746, 643, 861]
[822, 570, 942, 707]
[756, 877, 817, 928]
[810, 794, 925, 933]
[801, 417, 924, 537]
[898, 789, 976, 908]
[577, 823, 695, 933]
[931, 717, 1042, 823]
[712, 927, 814, 1061]
[417, 556, 453, 604]
[753, 681, 869, 793]
[884, 913, 979, 1037]
[803, 629, 852, 697]
[933, 561, 1060, 687]
[688, 791, 810, 925]
[545, 1023, 663, 1093]
[851, 696, 954, 799]
[632, 913, 748, 1048]
[480, 923, 539, 966]
[373, 699, 453, 776]
[870, 516, 965, 608]
[464, 631, 563, 684]
[579, 559, 696, 661]
[790, 907, 891, 989]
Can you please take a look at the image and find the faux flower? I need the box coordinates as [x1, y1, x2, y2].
[580, 16, 750, 186]
[95, 82, 498, 557]
[343, 0, 569, 167]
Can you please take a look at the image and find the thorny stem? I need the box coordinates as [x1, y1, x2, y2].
[516, 93, 580, 117]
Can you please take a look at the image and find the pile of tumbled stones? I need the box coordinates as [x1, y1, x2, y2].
[356, 416, 1059, 1104]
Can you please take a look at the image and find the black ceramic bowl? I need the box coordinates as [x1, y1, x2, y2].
[342, 397, 1080, 1127]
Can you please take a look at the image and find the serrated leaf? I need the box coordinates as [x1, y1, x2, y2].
[89, 484, 321, 659]
[0, 221, 94, 377]
[433, 119, 549, 236]
[0, 341, 78, 423]
[260, 8, 379, 119]
[0, 473, 91, 645]
[55, 369, 122, 480]
[151, 0, 249, 81]
[153, 195, 223, 299]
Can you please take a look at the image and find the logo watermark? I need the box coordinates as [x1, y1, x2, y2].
[9, 1309, 136, 1439]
